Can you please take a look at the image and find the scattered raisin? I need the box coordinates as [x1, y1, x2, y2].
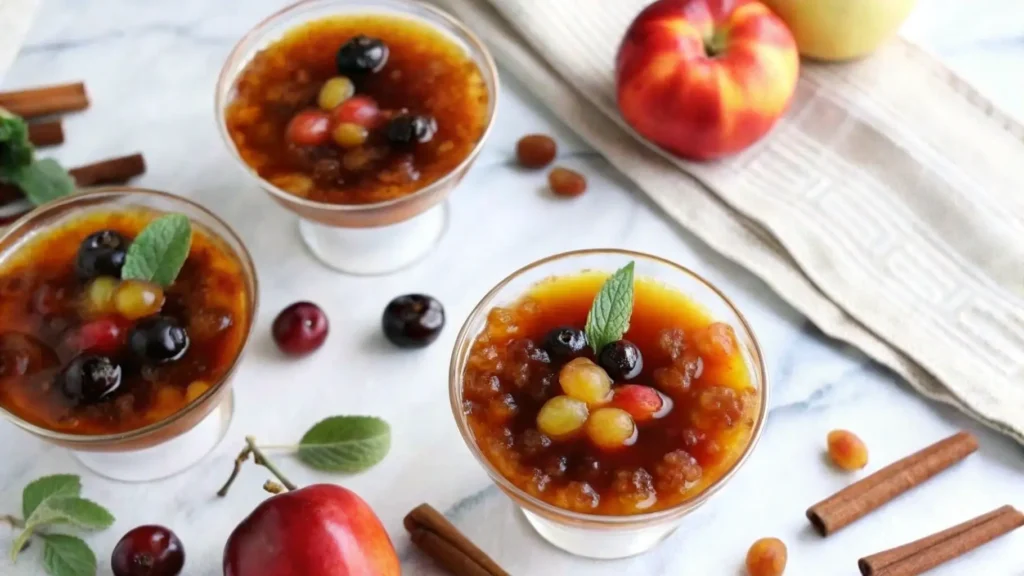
[746, 537, 787, 576]
[516, 134, 557, 168]
[827, 429, 869, 471]
[548, 167, 587, 197]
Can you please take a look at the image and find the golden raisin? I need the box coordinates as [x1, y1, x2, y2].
[746, 537, 787, 576]
[827, 429, 869, 471]
[548, 167, 587, 197]
[516, 134, 557, 168]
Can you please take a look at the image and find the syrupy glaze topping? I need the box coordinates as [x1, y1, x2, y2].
[0, 210, 250, 435]
[225, 14, 489, 205]
[462, 272, 759, 515]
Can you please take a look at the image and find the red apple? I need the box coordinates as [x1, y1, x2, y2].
[615, 0, 799, 161]
[223, 484, 400, 576]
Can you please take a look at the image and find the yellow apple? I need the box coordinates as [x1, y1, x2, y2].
[761, 0, 916, 61]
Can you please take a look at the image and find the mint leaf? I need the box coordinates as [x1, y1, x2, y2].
[23, 475, 82, 520]
[121, 214, 192, 287]
[41, 534, 96, 576]
[298, 416, 391, 473]
[584, 261, 635, 354]
[0, 109, 33, 169]
[6, 159, 75, 206]
[25, 497, 114, 532]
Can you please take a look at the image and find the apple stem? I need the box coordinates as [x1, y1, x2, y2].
[216, 436, 299, 497]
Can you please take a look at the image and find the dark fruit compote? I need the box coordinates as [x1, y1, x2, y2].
[224, 14, 489, 205]
[462, 269, 760, 515]
[0, 210, 251, 435]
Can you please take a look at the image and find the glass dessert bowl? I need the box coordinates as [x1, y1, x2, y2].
[216, 0, 498, 275]
[449, 249, 769, 559]
[0, 188, 257, 482]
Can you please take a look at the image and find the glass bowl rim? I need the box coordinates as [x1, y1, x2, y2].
[213, 0, 501, 214]
[448, 248, 771, 526]
[0, 187, 260, 445]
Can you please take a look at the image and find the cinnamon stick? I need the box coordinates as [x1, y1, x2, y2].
[404, 504, 509, 576]
[807, 431, 978, 536]
[70, 153, 146, 187]
[27, 120, 64, 147]
[0, 82, 89, 119]
[858, 505, 1023, 576]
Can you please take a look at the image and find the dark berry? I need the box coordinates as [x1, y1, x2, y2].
[271, 302, 329, 357]
[111, 525, 185, 576]
[382, 294, 444, 348]
[386, 115, 437, 145]
[129, 316, 189, 363]
[599, 340, 643, 380]
[76, 230, 129, 280]
[542, 327, 588, 361]
[336, 35, 389, 75]
[61, 355, 122, 403]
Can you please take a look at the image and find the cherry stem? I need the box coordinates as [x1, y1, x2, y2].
[0, 515, 24, 529]
[216, 436, 298, 497]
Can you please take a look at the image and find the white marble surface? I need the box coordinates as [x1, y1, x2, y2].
[1, 1, 1023, 575]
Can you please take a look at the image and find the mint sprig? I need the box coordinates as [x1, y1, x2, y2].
[0, 108, 75, 206]
[584, 261, 635, 354]
[121, 214, 192, 287]
[4, 474, 114, 576]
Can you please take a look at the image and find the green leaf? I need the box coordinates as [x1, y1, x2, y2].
[41, 534, 96, 576]
[298, 416, 391, 473]
[0, 109, 34, 170]
[584, 261, 635, 354]
[6, 159, 75, 206]
[121, 214, 192, 287]
[23, 475, 81, 520]
[24, 497, 114, 532]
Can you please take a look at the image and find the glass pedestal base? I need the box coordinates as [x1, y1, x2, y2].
[298, 202, 448, 276]
[521, 507, 681, 560]
[73, 392, 234, 483]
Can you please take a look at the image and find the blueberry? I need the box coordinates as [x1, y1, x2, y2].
[598, 340, 643, 380]
[336, 35, 389, 75]
[382, 294, 444, 349]
[76, 230, 129, 280]
[130, 316, 189, 363]
[542, 327, 588, 361]
[386, 115, 437, 145]
[61, 355, 122, 404]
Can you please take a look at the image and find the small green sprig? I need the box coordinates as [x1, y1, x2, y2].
[4, 474, 115, 576]
[0, 108, 75, 206]
[584, 261, 635, 354]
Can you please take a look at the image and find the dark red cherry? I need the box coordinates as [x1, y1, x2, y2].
[381, 294, 444, 348]
[272, 302, 329, 357]
[111, 525, 185, 576]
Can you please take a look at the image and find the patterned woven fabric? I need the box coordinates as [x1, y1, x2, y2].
[432, 0, 1024, 443]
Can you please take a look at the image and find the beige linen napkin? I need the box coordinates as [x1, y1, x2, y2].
[432, 0, 1024, 444]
